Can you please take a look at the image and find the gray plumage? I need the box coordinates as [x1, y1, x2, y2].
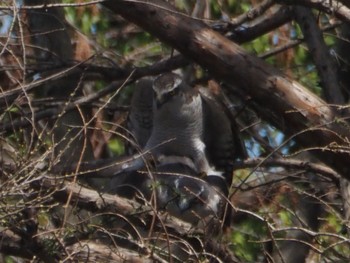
[114, 160, 226, 230]
[127, 78, 154, 150]
[119, 73, 241, 226]
[128, 73, 238, 182]
[145, 73, 216, 176]
[143, 163, 226, 229]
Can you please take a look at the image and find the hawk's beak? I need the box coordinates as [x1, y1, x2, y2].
[156, 94, 166, 108]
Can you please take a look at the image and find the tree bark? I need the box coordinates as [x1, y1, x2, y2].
[24, 0, 97, 185]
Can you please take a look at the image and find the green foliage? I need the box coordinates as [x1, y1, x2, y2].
[317, 212, 350, 259]
[41, 238, 62, 258]
[325, 212, 342, 233]
[4, 256, 16, 263]
[108, 137, 125, 155]
[37, 211, 50, 228]
[1, 1, 349, 261]
[243, 34, 271, 55]
[231, 218, 267, 261]
[278, 209, 293, 226]
[64, 1, 109, 37]
[209, 0, 250, 18]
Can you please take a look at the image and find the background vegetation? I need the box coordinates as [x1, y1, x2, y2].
[1, 0, 350, 262]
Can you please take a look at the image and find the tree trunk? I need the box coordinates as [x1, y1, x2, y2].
[25, 0, 97, 185]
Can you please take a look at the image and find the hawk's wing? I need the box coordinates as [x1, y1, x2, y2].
[199, 84, 245, 185]
[127, 78, 154, 150]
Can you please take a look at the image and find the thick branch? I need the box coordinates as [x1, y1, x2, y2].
[230, 6, 293, 44]
[229, 0, 275, 27]
[294, 6, 344, 104]
[0, 54, 188, 110]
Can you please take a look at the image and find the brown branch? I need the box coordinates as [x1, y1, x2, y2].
[0, 229, 155, 263]
[294, 6, 344, 104]
[0, 54, 188, 109]
[216, 6, 293, 44]
[259, 20, 342, 59]
[65, 241, 155, 263]
[338, 0, 350, 9]
[0, 1, 105, 10]
[0, 92, 129, 133]
[39, 176, 140, 216]
[229, 0, 275, 27]
[233, 157, 340, 182]
[235, 6, 293, 44]
[293, 7, 350, 236]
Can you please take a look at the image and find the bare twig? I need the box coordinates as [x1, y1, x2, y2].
[233, 157, 340, 182]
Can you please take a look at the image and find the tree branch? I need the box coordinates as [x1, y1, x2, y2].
[233, 157, 340, 183]
[294, 6, 344, 104]
[229, 0, 275, 27]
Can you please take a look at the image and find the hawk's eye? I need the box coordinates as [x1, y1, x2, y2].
[169, 86, 179, 97]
